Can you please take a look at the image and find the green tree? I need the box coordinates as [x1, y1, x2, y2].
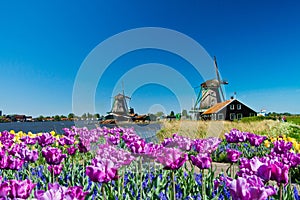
[155, 112, 164, 117]
[94, 113, 100, 119]
[54, 115, 61, 121]
[68, 113, 75, 119]
[170, 111, 175, 117]
[37, 115, 44, 122]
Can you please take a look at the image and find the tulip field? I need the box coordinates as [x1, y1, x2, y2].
[0, 126, 300, 199]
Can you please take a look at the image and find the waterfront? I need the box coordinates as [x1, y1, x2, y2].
[0, 121, 161, 142]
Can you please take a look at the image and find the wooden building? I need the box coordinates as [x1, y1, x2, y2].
[201, 99, 256, 121]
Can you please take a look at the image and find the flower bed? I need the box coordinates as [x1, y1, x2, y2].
[0, 127, 299, 199]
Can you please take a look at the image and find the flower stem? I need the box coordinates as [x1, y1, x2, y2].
[172, 170, 176, 200]
[279, 183, 283, 200]
[139, 157, 143, 200]
[102, 183, 107, 200]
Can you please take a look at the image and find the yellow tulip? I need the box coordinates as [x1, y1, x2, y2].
[50, 131, 56, 136]
[10, 130, 15, 134]
[264, 140, 270, 148]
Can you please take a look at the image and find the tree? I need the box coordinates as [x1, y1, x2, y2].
[81, 113, 87, 119]
[37, 115, 44, 122]
[94, 113, 100, 119]
[155, 112, 164, 117]
[182, 109, 188, 117]
[54, 115, 61, 121]
[68, 113, 75, 119]
[170, 111, 175, 117]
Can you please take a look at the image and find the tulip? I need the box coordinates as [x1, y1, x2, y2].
[226, 149, 242, 163]
[225, 129, 247, 143]
[67, 146, 77, 155]
[190, 153, 212, 169]
[35, 182, 67, 199]
[0, 181, 10, 198]
[247, 133, 266, 146]
[42, 147, 66, 165]
[272, 140, 293, 154]
[37, 133, 55, 147]
[8, 179, 36, 199]
[156, 147, 188, 170]
[86, 159, 118, 183]
[48, 164, 63, 176]
[65, 186, 89, 200]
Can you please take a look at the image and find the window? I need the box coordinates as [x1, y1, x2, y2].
[212, 114, 217, 120]
[237, 104, 242, 110]
[249, 113, 256, 117]
[237, 113, 243, 120]
[230, 113, 235, 120]
[218, 113, 224, 120]
[230, 104, 235, 110]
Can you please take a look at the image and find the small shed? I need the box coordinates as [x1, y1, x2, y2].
[201, 99, 257, 121]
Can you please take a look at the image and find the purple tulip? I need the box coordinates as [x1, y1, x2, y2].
[37, 133, 55, 147]
[58, 136, 75, 146]
[67, 146, 77, 155]
[35, 182, 67, 199]
[8, 179, 36, 199]
[24, 149, 39, 162]
[226, 176, 276, 200]
[48, 164, 63, 176]
[20, 136, 37, 145]
[86, 159, 118, 183]
[225, 129, 247, 143]
[77, 138, 91, 153]
[257, 164, 272, 181]
[246, 133, 266, 146]
[270, 161, 289, 184]
[105, 133, 120, 145]
[190, 153, 212, 169]
[96, 144, 135, 168]
[6, 155, 24, 170]
[272, 140, 293, 154]
[193, 137, 221, 154]
[42, 147, 67, 165]
[0, 181, 10, 198]
[129, 139, 146, 154]
[65, 186, 89, 200]
[227, 149, 242, 163]
[156, 147, 188, 170]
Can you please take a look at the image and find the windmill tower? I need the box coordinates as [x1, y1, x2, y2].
[110, 93, 131, 115]
[110, 82, 131, 116]
[191, 56, 228, 117]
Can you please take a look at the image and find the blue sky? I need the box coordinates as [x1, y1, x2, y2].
[0, 0, 300, 117]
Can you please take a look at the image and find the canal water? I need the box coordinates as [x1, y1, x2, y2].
[0, 121, 161, 142]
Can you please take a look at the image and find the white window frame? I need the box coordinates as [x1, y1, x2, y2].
[230, 104, 235, 110]
[230, 113, 235, 120]
[218, 113, 224, 120]
[237, 113, 243, 120]
[237, 104, 242, 110]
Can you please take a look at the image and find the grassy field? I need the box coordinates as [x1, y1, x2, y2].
[156, 118, 300, 141]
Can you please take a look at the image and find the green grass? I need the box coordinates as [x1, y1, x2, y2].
[286, 116, 300, 125]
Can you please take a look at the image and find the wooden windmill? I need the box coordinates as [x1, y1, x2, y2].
[191, 56, 228, 116]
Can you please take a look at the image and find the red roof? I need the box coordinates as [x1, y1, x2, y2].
[202, 99, 233, 115]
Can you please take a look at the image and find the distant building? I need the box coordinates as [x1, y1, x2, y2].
[201, 99, 257, 121]
[0, 110, 2, 116]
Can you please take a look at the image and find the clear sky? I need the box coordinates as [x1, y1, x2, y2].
[0, 0, 300, 117]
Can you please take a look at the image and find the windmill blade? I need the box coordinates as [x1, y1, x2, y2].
[219, 86, 226, 102]
[214, 56, 221, 86]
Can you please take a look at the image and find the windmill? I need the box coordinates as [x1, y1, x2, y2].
[191, 56, 228, 117]
[110, 82, 131, 115]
